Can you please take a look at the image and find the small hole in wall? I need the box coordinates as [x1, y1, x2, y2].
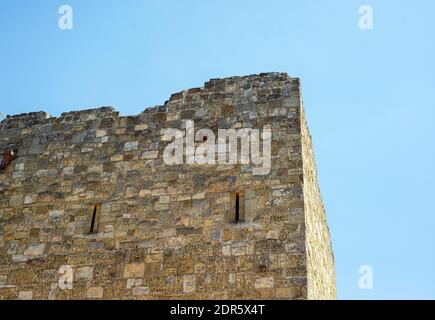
[202, 135, 208, 141]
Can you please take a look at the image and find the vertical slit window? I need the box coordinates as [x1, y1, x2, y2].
[231, 191, 244, 223]
[235, 193, 240, 222]
[88, 204, 101, 234]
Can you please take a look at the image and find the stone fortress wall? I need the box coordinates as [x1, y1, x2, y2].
[0, 73, 335, 300]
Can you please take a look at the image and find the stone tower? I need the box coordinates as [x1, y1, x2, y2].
[0, 73, 335, 300]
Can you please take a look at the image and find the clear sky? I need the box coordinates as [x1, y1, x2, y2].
[1, 1, 434, 299]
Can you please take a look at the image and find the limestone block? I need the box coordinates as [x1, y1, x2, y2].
[142, 150, 159, 159]
[76, 266, 94, 281]
[10, 194, 23, 207]
[24, 244, 45, 257]
[123, 263, 145, 278]
[144, 263, 162, 277]
[110, 154, 123, 162]
[48, 210, 64, 220]
[87, 287, 104, 299]
[132, 287, 150, 296]
[183, 275, 196, 293]
[124, 141, 138, 151]
[126, 278, 142, 289]
[96, 129, 107, 137]
[254, 277, 274, 289]
[23, 194, 37, 204]
[18, 291, 33, 300]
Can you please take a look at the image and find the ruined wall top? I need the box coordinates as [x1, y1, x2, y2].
[0, 72, 297, 130]
[0, 72, 336, 300]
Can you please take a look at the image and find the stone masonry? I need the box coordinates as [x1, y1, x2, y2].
[0, 73, 335, 300]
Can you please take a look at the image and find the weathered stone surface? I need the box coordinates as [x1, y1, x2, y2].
[24, 244, 45, 257]
[301, 108, 336, 300]
[0, 73, 335, 300]
[132, 286, 150, 296]
[124, 141, 138, 151]
[9, 194, 23, 207]
[18, 291, 33, 300]
[76, 266, 94, 281]
[123, 263, 145, 278]
[183, 275, 196, 293]
[254, 277, 274, 289]
[87, 287, 104, 299]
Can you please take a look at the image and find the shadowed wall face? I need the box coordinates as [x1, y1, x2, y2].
[0, 73, 335, 300]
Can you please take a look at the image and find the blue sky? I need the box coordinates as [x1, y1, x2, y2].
[1, 1, 434, 299]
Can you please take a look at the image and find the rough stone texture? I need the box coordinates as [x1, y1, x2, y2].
[0, 73, 335, 300]
[301, 106, 336, 300]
